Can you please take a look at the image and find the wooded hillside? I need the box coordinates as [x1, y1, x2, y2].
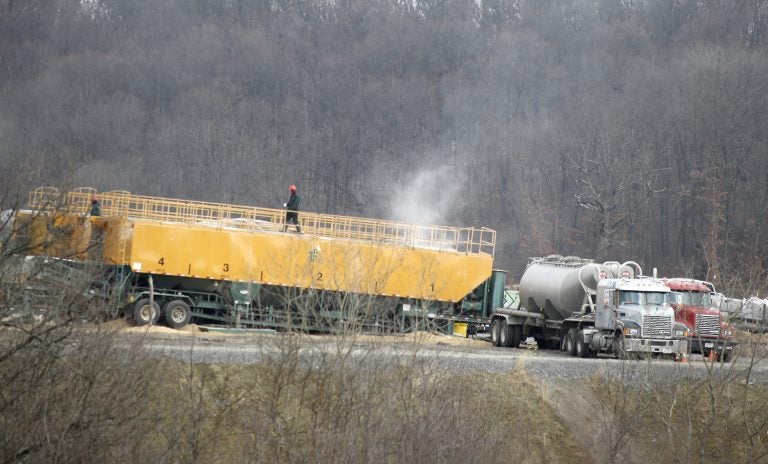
[1, 0, 767, 291]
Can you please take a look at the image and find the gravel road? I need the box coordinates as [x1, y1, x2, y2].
[135, 332, 768, 385]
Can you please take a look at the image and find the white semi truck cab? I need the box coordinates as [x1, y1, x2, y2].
[490, 255, 689, 358]
[588, 277, 689, 356]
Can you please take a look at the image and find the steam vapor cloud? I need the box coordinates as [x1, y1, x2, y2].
[389, 166, 463, 226]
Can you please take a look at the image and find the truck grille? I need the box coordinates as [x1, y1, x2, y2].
[643, 316, 671, 338]
[695, 314, 720, 336]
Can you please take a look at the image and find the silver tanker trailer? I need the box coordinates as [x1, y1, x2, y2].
[490, 255, 689, 358]
[718, 296, 768, 333]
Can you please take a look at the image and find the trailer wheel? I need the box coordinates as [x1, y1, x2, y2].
[163, 300, 191, 329]
[575, 330, 588, 358]
[565, 328, 577, 356]
[133, 298, 160, 326]
[490, 319, 501, 347]
[499, 320, 510, 347]
[510, 325, 522, 348]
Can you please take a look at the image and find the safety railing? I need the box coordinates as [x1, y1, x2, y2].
[28, 187, 496, 256]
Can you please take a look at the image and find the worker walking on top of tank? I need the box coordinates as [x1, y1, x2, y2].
[283, 184, 302, 233]
[89, 197, 101, 216]
[87, 196, 104, 260]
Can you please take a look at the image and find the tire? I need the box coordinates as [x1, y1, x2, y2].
[490, 319, 501, 347]
[162, 300, 192, 329]
[575, 329, 588, 358]
[721, 350, 734, 363]
[499, 320, 510, 347]
[133, 298, 160, 326]
[613, 334, 629, 360]
[565, 328, 577, 356]
[510, 324, 523, 348]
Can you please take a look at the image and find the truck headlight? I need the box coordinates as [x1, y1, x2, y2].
[623, 327, 639, 336]
[722, 329, 732, 337]
[675, 329, 689, 337]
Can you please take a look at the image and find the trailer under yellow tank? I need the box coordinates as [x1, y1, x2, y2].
[104, 218, 492, 302]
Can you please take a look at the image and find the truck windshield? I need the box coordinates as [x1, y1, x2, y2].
[678, 291, 712, 306]
[620, 291, 668, 305]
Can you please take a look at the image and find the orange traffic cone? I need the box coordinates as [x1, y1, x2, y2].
[676, 352, 688, 363]
[708, 350, 718, 362]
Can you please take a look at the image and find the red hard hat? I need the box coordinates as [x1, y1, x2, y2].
[289, 185, 297, 192]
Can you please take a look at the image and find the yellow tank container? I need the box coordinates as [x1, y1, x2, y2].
[24, 212, 92, 260]
[27, 187, 496, 303]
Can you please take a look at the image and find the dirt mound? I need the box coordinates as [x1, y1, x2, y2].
[352, 331, 489, 347]
[96, 320, 486, 346]
[98, 319, 210, 335]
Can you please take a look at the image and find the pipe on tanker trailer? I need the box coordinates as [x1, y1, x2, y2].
[577, 264, 601, 314]
[621, 261, 642, 277]
[600, 261, 641, 279]
[493, 308, 546, 320]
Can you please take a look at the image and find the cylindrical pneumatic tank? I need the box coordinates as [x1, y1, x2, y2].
[518, 256, 638, 321]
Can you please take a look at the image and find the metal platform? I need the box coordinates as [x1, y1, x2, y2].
[28, 187, 495, 255]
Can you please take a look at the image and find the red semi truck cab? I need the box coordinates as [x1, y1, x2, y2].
[663, 278, 735, 362]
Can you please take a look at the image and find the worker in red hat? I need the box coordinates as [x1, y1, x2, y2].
[89, 196, 101, 217]
[283, 184, 302, 233]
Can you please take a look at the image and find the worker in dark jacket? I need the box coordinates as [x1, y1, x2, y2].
[283, 185, 302, 233]
[89, 197, 101, 216]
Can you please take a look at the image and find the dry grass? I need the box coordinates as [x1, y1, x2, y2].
[4, 316, 768, 463]
[135, 356, 591, 464]
[588, 368, 768, 463]
[0, 324, 591, 464]
[7, 319, 768, 463]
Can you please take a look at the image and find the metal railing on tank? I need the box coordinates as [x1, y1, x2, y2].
[27, 187, 496, 256]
